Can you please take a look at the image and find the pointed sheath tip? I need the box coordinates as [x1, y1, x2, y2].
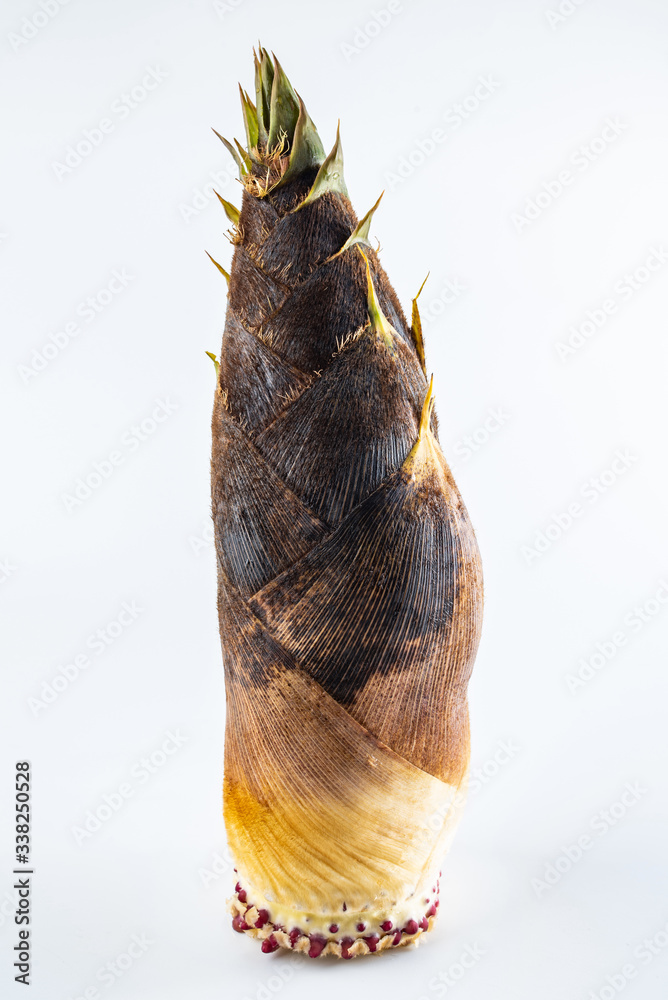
[358, 246, 374, 307]
[234, 137, 252, 167]
[418, 375, 435, 441]
[238, 83, 248, 115]
[213, 190, 240, 225]
[239, 87, 256, 114]
[410, 273, 429, 374]
[296, 121, 345, 210]
[414, 271, 430, 301]
[213, 132, 248, 176]
[274, 94, 326, 198]
[205, 250, 230, 284]
[403, 376, 436, 478]
[211, 126, 233, 146]
[238, 89, 259, 155]
[358, 247, 397, 350]
[325, 189, 382, 258]
[205, 351, 220, 377]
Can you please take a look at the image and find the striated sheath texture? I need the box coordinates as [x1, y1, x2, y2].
[210, 48, 484, 961]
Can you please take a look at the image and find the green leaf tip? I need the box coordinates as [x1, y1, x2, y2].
[358, 246, 397, 351]
[254, 45, 274, 146]
[206, 351, 220, 377]
[267, 54, 300, 153]
[234, 137, 253, 172]
[296, 122, 347, 212]
[205, 251, 230, 284]
[212, 129, 249, 178]
[347, 191, 383, 248]
[243, 48, 326, 194]
[239, 86, 259, 153]
[214, 190, 240, 225]
[410, 272, 429, 374]
[280, 95, 326, 189]
[327, 190, 382, 256]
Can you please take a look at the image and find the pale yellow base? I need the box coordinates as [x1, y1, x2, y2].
[228, 894, 437, 958]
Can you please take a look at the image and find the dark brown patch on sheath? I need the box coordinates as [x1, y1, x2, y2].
[254, 332, 427, 525]
[212, 400, 329, 596]
[219, 311, 312, 436]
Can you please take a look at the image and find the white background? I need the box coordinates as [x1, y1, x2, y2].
[2, 0, 667, 997]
